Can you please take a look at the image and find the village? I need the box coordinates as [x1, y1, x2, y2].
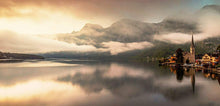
[159, 34, 220, 69]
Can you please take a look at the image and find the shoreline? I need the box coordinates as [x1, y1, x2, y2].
[0, 59, 24, 63]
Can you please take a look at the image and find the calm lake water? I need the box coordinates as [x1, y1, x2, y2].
[0, 59, 219, 106]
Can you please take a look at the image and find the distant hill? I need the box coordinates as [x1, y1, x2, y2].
[0, 52, 44, 60]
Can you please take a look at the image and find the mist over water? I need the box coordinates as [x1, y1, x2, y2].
[0, 59, 219, 106]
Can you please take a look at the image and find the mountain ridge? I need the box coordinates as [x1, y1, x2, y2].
[53, 5, 220, 60]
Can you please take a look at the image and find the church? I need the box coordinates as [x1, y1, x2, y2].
[183, 34, 196, 64]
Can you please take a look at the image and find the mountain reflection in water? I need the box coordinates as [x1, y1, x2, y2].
[0, 59, 219, 106]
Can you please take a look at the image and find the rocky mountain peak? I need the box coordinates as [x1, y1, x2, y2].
[80, 23, 103, 32]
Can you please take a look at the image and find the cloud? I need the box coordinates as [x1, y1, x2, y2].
[0, 0, 191, 18]
[102, 41, 154, 55]
[56, 19, 156, 47]
[56, 5, 220, 52]
[153, 33, 208, 44]
[197, 6, 220, 36]
[0, 0, 219, 35]
[154, 5, 220, 44]
[0, 30, 155, 55]
[1, 4, 220, 54]
[0, 0, 218, 30]
[0, 30, 97, 53]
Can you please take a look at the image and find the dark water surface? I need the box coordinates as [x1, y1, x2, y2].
[0, 59, 219, 106]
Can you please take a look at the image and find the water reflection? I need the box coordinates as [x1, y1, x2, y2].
[169, 66, 220, 93]
[0, 59, 219, 105]
[170, 66, 196, 93]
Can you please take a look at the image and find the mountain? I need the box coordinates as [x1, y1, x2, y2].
[104, 19, 157, 42]
[57, 17, 199, 47]
[49, 5, 220, 60]
[80, 23, 104, 32]
[158, 18, 199, 34]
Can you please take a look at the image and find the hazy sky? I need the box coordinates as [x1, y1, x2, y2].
[0, 0, 220, 54]
[0, 0, 219, 34]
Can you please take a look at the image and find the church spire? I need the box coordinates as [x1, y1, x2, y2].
[191, 32, 195, 48]
[190, 32, 196, 63]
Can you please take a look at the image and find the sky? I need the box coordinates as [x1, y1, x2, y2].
[0, 0, 219, 34]
[0, 0, 220, 54]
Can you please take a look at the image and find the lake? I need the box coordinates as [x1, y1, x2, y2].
[0, 59, 219, 106]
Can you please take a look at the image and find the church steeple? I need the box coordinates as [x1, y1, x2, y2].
[191, 33, 195, 48]
[190, 32, 195, 54]
[190, 33, 196, 63]
[183, 32, 196, 64]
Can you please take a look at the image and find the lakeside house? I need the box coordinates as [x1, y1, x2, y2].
[201, 53, 219, 66]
